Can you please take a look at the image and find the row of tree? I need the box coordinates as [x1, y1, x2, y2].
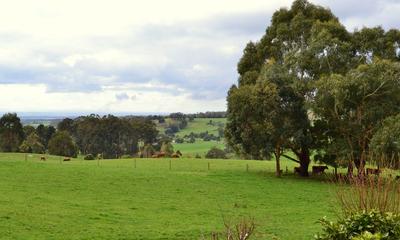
[0, 113, 159, 159]
[225, 0, 400, 176]
[0, 113, 56, 153]
[57, 115, 158, 159]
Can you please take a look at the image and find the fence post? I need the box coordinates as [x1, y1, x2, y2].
[208, 162, 210, 171]
[246, 164, 249, 172]
[169, 159, 172, 170]
[60, 156, 62, 164]
[134, 159, 137, 169]
[25, 154, 27, 162]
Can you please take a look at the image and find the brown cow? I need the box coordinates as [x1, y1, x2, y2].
[366, 168, 381, 176]
[63, 158, 71, 162]
[294, 167, 301, 175]
[40, 156, 46, 161]
[312, 166, 328, 175]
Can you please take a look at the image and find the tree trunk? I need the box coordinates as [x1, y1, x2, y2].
[347, 160, 354, 178]
[297, 149, 310, 177]
[275, 152, 281, 177]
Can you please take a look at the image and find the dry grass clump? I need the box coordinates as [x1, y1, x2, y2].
[203, 217, 256, 240]
[335, 174, 400, 215]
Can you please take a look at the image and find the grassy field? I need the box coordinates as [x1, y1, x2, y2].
[0, 153, 338, 240]
[173, 140, 225, 158]
[174, 118, 226, 138]
[171, 118, 227, 157]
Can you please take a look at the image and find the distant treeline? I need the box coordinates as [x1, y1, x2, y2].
[186, 111, 226, 119]
[145, 111, 226, 121]
[0, 113, 159, 159]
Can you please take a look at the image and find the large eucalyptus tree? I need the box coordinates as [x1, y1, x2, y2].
[226, 0, 400, 176]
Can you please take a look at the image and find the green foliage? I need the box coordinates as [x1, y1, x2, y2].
[315, 211, 400, 240]
[140, 143, 155, 158]
[370, 114, 400, 168]
[23, 125, 36, 138]
[205, 147, 227, 159]
[225, 82, 278, 160]
[19, 133, 45, 154]
[57, 118, 76, 135]
[227, 0, 346, 175]
[352, 232, 383, 240]
[313, 60, 400, 172]
[36, 124, 56, 148]
[160, 141, 174, 157]
[0, 113, 24, 152]
[48, 131, 78, 158]
[65, 115, 158, 159]
[227, 0, 400, 176]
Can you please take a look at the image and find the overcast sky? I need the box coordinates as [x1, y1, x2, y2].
[0, 0, 399, 114]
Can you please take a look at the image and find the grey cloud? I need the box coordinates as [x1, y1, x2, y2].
[3, 1, 399, 103]
[115, 92, 129, 101]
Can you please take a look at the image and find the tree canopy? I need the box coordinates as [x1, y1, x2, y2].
[0, 113, 24, 152]
[226, 0, 400, 176]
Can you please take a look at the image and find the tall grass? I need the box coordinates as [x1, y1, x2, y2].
[335, 175, 400, 215]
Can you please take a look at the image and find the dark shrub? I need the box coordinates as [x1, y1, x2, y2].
[205, 147, 227, 159]
[84, 154, 95, 160]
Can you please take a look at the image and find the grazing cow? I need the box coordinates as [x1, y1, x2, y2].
[40, 156, 46, 161]
[396, 175, 400, 180]
[63, 158, 71, 162]
[312, 166, 328, 175]
[176, 150, 182, 157]
[366, 168, 381, 176]
[294, 167, 301, 175]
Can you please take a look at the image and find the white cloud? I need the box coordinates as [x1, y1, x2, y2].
[0, 0, 398, 114]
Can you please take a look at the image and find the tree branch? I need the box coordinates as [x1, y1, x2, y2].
[282, 154, 300, 164]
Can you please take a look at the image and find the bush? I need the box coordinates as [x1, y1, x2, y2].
[205, 147, 227, 159]
[336, 176, 400, 215]
[160, 141, 174, 157]
[315, 211, 400, 240]
[48, 131, 78, 158]
[84, 154, 95, 160]
[188, 136, 196, 143]
[19, 133, 45, 154]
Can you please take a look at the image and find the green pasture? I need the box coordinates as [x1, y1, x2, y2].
[0, 153, 338, 240]
[173, 140, 225, 157]
[175, 118, 226, 138]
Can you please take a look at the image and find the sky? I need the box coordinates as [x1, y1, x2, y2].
[0, 0, 399, 115]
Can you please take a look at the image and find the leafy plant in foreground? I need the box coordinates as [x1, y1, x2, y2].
[315, 211, 400, 240]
